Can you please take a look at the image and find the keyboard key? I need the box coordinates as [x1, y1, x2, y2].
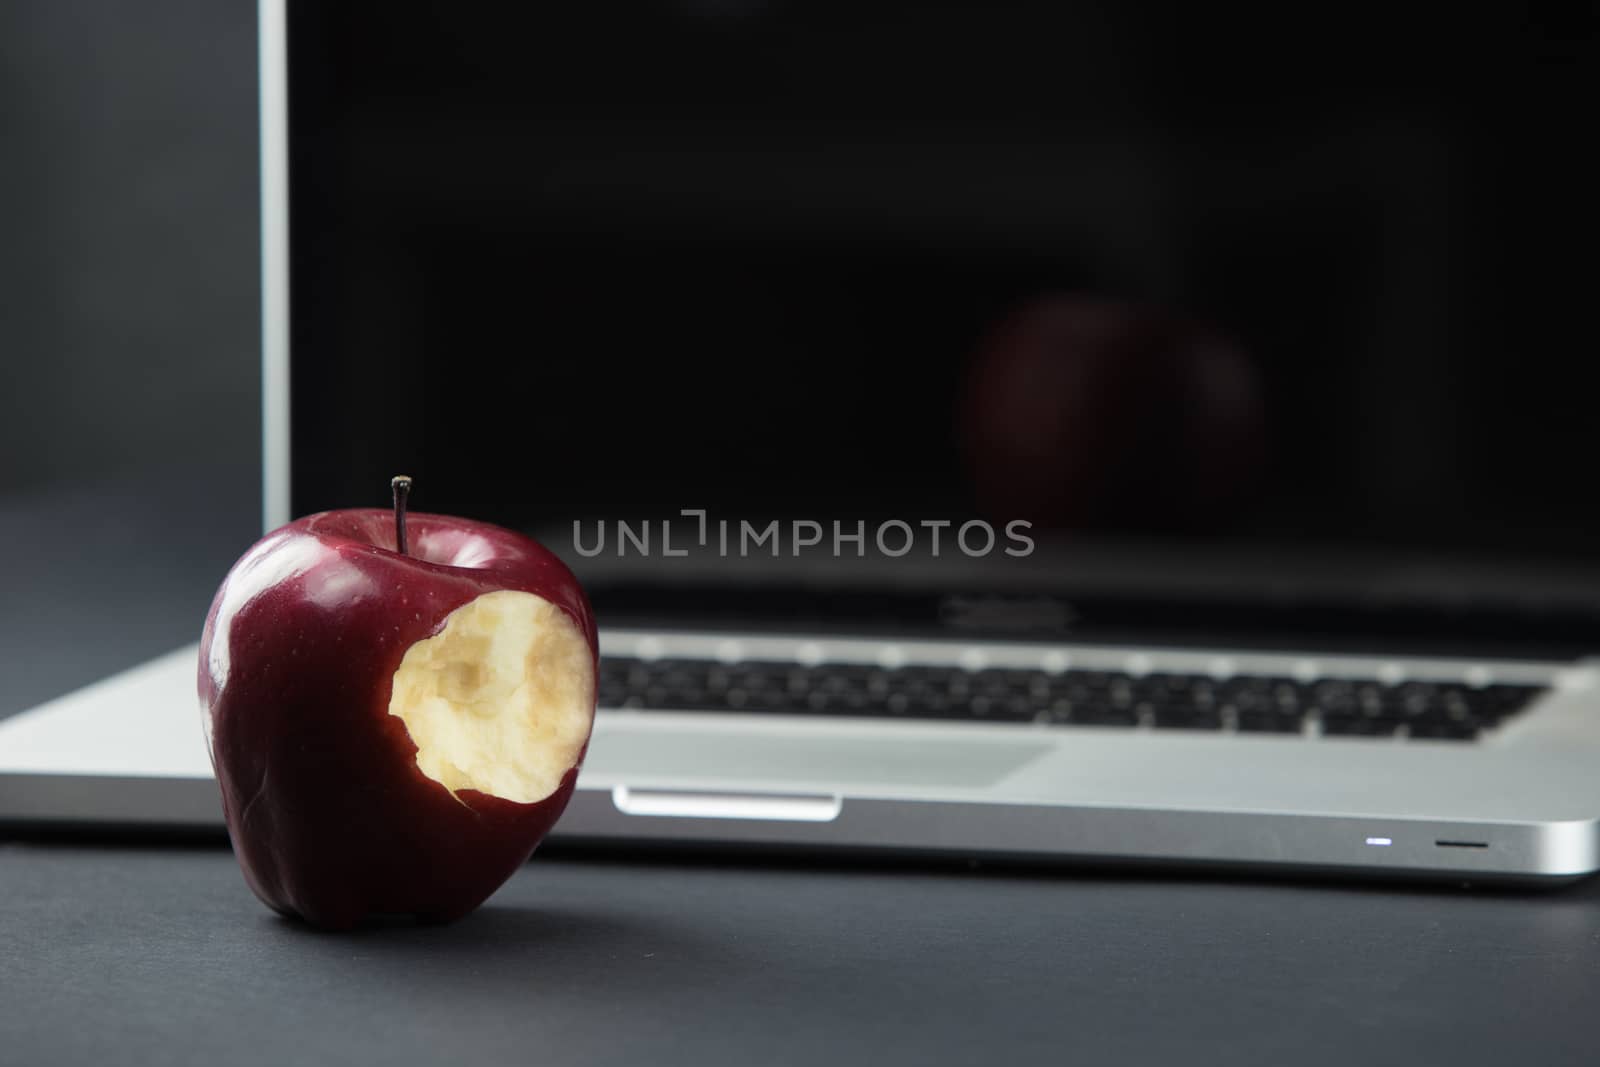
[1321, 715, 1398, 738]
[1484, 684, 1542, 713]
[1406, 720, 1480, 741]
[1066, 705, 1139, 727]
[1237, 710, 1302, 733]
[1151, 707, 1224, 730]
[1312, 680, 1357, 712]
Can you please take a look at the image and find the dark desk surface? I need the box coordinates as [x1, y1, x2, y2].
[6, 841, 1600, 1066]
[5, 473, 1600, 1065]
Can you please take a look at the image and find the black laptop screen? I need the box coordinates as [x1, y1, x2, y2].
[285, 3, 1600, 651]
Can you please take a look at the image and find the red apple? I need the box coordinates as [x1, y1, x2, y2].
[961, 295, 1266, 531]
[197, 488, 598, 929]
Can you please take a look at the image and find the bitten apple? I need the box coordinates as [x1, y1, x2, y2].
[198, 479, 598, 929]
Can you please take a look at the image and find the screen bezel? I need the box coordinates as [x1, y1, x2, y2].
[260, 0, 290, 533]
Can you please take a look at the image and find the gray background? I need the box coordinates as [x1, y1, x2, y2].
[0, 0, 260, 717]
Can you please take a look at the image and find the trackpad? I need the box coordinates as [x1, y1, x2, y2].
[585, 723, 1048, 789]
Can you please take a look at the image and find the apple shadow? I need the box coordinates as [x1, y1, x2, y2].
[264, 900, 755, 1001]
[269, 899, 715, 962]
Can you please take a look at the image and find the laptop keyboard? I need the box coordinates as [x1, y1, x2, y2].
[597, 657, 1546, 741]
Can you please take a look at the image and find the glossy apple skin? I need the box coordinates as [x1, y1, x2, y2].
[198, 509, 598, 929]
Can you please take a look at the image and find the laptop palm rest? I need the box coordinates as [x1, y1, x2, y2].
[584, 721, 1050, 791]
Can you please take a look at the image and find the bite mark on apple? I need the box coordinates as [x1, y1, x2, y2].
[387, 590, 593, 804]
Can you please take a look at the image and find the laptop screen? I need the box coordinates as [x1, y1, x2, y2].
[285, 3, 1599, 652]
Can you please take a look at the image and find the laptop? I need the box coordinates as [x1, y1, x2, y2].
[4, 1, 1599, 883]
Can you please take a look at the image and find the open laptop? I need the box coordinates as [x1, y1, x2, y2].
[4, 2, 1599, 882]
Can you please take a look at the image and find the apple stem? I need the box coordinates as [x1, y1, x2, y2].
[391, 475, 413, 556]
